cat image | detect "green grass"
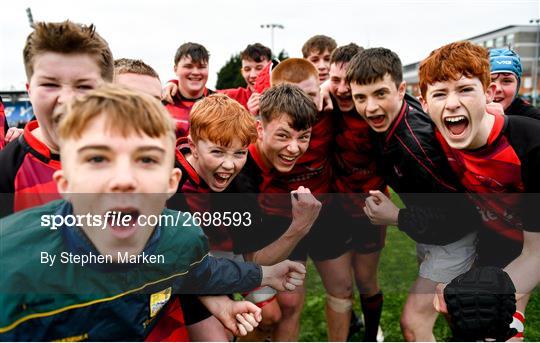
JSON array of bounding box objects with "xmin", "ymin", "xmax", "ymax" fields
[{"xmin": 298, "ymin": 192, "xmax": 540, "ymax": 341}]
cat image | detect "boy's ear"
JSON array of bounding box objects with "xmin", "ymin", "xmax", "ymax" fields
[
  {"xmin": 419, "ymin": 94, "xmax": 429, "ymax": 113},
  {"xmin": 25, "ymin": 83, "xmax": 30, "ymax": 95},
  {"xmin": 187, "ymin": 135, "xmax": 198, "ymax": 158},
  {"xmin": 166, "ymin": 168, "xmax": 182, "ymax": 198},
  {"xmin": 53, "ymin": 169, "xmax": 69, "ymax": 197},
  {"xmin": 485, "ymin": 82, "xmax": 497, "ymax": 104},
  {"xmin": 398, "ymin": 81, "xmax": 407, "ymax": 100}
]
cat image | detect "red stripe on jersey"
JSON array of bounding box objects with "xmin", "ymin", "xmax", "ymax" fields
[
  {"xmin": 0, "ymin": 101, "xmax": 5, "ymax": 150},
  {"xmin": 436, "ymin": 113, "xmax": 524, "ymax": 242},
  {"xmin": 14, "ymin": 121, "xmax": 61, "ymax": 211},
  {"xmin": 286, "ymin": 111, "xmax": 333, "ymax": 194},
  {"xmin": 333, "ymin": 109, "xmax": 385, "ymax": 216},
  {"xmin": 165, "ymin": 87, "xmax": 212, "ymax": 139},
  {"xmin": 386, "ymin": 101, "xmax": 407, "ymax": 144},
  {"xmin": 248, "ymin": 144, "xmax": 293, "ymax": 217}
]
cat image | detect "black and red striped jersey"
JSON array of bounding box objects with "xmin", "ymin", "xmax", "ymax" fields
[
  {"xmin": 172, "ymin": 138, "xmax": 234, "ymax": 252},
  {"xmin": 290, "ymin": 110, "xmax": 334, "ymax": 194},
  {"xmin": 371, "ymin": 94, "xmax": 479, "ymax": 245},
  {"xmin": 331, "ymin": 97, "xmax": 386, "ymax": 216},
  {"xmin": 0, "ymin": 120, "xmax": 60, "ymax": 215},
  {"xmin": 437, "ymin": 113, "xmax": 540, "ymax": 235},
  {"xmin": 164, "ymin": 87, "xmax": 214, "ymax": 139}
]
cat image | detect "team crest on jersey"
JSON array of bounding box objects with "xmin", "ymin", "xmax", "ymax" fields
[{"xmin": 149, "ymin": 287, "xmax": 172, "ymax": 317}]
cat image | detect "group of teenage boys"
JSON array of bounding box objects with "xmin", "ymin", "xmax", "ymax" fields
[{"xmin": 0, "ymin": 19, "xmax": 539, "ymax": 343}]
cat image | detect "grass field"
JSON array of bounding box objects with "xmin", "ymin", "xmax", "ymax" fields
[{"xmin": 298, "ymin": 193, "xmax": 540, "ymax": 341}]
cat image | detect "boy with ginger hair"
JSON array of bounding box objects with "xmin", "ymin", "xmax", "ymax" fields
[{"xmin": 418, "ymin": 41, "xmax": 540, "ymax": 341}]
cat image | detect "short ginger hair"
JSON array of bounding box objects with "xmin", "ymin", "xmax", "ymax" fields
[
  {"xmin": 271, "ymin": 58, "xmax": 319, "ymax": 85},
  {"xmin": 419, "ymin": 41, "xmax": 491, "ymax": 99},
  {"xmin": 189, "ymin": 94, "xmax": 257, "ymax": 148}
]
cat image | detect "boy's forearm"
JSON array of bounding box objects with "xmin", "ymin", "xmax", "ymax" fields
[{"xmin": 247, "ymin": 221, "xmax": 307, "ymax": 265}]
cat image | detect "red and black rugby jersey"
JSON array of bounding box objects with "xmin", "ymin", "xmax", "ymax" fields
[
  {"xmin": 168, "ymin": 78, "xmax": 252, "ymax": 109},
  {"xmin": 371, "ymin": 94, "xmax": 478, "ymax": 245},
  {"xmin": 165, "ymin": 86, "xmax": 214, "ymax": 139},
  {"xmin": 172, "ymin": 138, "xmax": 234, "ymax": 252},
  {"xmin": 332, "ymin": 98, "xmax": 386, "ymax": 216},
  {"xmin": 221, "ymin": 86, "xmax": 252, "ymax": 110},
  {"xmin": 287, "ymin": 110, "xmax": 334, "ymax": 195},
  {"xmin": 0, "ymin": 120, "xmax": 60, "ymax": 214},
  {"xmin": 228, "ymin": 146, "xmax": 295, "ymax": 254},
  {"xmin": 436, "ymin": 113, "xmax": 540, "ymax": 237}
]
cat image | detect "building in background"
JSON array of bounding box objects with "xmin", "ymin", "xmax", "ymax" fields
[
  {"xmin": 1, "ymin": 91, "xmax": 34, "ymax": 128},
  {"xmin": 404, "ymin": 24, "xmax": 540, "ymax": 105}
]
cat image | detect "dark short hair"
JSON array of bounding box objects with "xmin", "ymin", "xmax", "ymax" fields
[
  {"xmin": 346, "ymin": 48, "xmax": 403, "ymax": 88},
  {"xmin": 114, "ymin": 58, "xmax": 159, "ymax": 79},
  {"xmin": 241, "ymin": 43, "xmax": 272, "ymax": 63},
  {"xmin": 301, "ymin": 35, "xmax": 337, "ymax": 58},
  {"xmin": 174, "ymin": 42, "xmax": 209, "ymax": 65},
  {"xmin": 330, "ymin": 43, "xmax": 364, "ymax": 66},
  {"xmin": 259, "ymin": 83, "xmax": 318, "ymax": 131}
]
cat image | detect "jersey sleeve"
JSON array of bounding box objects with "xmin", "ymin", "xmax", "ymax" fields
[
  {"xmin": 397, "ymin": 193, "xmax": 482, "ymax": 244},
  {"xmin": 181, "ymin": 256, "xmax": 262, "ymax": 295},
  {"xmin": 506, "ymin": 116, "xmax": 540, "ymax": 232}
]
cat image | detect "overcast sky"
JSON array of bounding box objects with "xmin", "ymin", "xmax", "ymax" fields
[{"xmin": 1, "ymin": 0, "xmax": 539, "ymax": 90}]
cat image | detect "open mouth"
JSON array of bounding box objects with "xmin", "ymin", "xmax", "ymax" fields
[
  {"xmin": 337, "ymin": 95, "xmax": 353, "ymax": 108},
  {"xmin": 367, "ymin": 114, "xmax": 386, "ymax": 127},
  {"xmin": 278, "ymin": 154, "xmax": 298, "ymax": 166},
  {"xmin": 107, "ymin": 208, "xmax": 140, "ymax": 238},
  {"xmin": 444, "ymin": 115, "xmax": 469, "ymax": 136},
  {"xmin": 214, "ymin": 172, "xmax": 232, "ymax": 187},
  {"xmin": 493, "ymin": 97, "xmax": 504, "ymax": 103}
]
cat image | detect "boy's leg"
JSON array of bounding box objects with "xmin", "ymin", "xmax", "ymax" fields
[
  {"xmin": 239, "ymin": 297, "xmax": 282, "ymax": 341},
  {"xmin": 273, "ymin": 264, "xmax": 307, "ymax": 341},
  {"xmin": 353, "ymin": 250, "xmax": 384, "ymax": 342},
  {"xmin": 314, "ymin": 251, "xmax": 354, "ymax": 341},
  {"xmin": 400, "ymin": 277, "xmax": 438, "ymax": 342},
  {"xmin": 350, "ymin": 218, "xmax": 386, "ymax": 341},
  {"xmin": 401, "ymin": 233, "xmax": 477, "ymax": 341}
]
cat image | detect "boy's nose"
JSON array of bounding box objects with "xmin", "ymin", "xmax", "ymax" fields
[{"xmin": 108, "ymin": 161, "xmax": 137, "ymax": 192}]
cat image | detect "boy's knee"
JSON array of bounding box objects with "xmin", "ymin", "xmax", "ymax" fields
[
  {"xmin": 278, "ymin": 293, "xmax": 304, "ymax": 317},
  {"xmin": 326, "ymin": 294, "xmax": 353, "ymax": 313},
  {"xmin": 260, "ymin": 303, "xmax": 282, "ymax": 326}
]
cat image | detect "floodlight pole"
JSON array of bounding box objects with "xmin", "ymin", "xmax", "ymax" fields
[
  {"xmin": 530, "ymin": 18, "xmax": 540, "ymax": 106},
  {"xmin": 260, "ymin": 23, "xmax": 284, "ymax": 54},
  {"xmin": 26, "ymin": 8, "xmax": 35, "ymax": 28}
]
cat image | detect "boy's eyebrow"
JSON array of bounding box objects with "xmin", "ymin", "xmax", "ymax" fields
[
  {"xmin": 78, "ymin": 145, "xmax": 112, "ymax": 153},
  {"xmin": 373, "ymin": 86, "xmax": 390, "ymax": 93},
  {"xmin": 77, "ymin": 145, "xmax": 166, "ymax": 154},
  {"xmin": 135, "ymin": 146, "xmax": 167, "ymax": 154}
]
